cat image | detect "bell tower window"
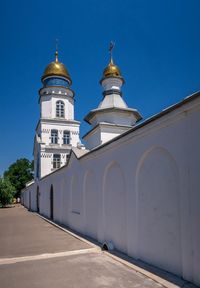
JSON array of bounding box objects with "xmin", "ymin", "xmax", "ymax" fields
[
  {"xmin": 63, "ymin": 130, "xmax": 70, "ymax": 145},
  {"xmin": 51, "ymin": 129, "xmax": 58, "ymax": 144},
  {"xmin": 53, "ymin": 154, "xmax": 61, "ymax": 169},
  {"xmin": 56, "ymin": 100, "xmax": 65, "ymax": 118}
]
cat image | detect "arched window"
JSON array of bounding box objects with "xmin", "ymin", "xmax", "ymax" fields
[
  {"xmin": 51, "ymin": 129, "xmax": 58, "ymax": 144},
  {"xmin": 56, "ymin": 100, "xmax": 65, "ymax": 118},
  {"xmin": 53, "ymin": 154, "xmax": 61, "ymax": 169},
  {"xmin": 63, "ymin": 130, "xmax": 70, "ymax": 145}
]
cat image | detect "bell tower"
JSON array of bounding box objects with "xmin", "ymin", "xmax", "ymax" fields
[{"xmin": 34, "ymin": 50, "xmax": 80, "ymax": 179}]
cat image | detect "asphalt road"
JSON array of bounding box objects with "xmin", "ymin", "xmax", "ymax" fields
[{"xmin": 0, "ymin": 205, "xmax": 165, "ymax": 287}]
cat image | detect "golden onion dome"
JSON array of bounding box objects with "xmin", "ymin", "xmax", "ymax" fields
[
  {"xmin": 101, "ymin": 42, "xmax": 124, "ymax": 84},
  {"xmin": 42, "ymin": 51, "xmax": 71, "ymax": 84},
  {"xmin": 103, "ymin": 59, "xmax": 121, "ymax": 78}
]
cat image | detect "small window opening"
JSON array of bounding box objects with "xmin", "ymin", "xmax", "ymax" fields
[
  {"xmin": 102, "ymin": 243, "xmax": 109, "ymax": 251},
  {"xmin": 101, "ymin": 241, "xmax": 114, "ymax": 251}
]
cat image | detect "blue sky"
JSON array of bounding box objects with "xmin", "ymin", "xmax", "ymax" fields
[{"xmin": 0, "ymin": 0, "xmax": 200, "ymax": 175}]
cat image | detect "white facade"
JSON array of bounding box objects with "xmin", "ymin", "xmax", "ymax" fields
[{"xmin": 22, "ymin": 92, "xmax": 200, "ymax": 286}]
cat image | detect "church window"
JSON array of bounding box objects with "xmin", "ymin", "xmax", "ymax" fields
[
  {"xmin": 63, "ymin": 130, "xmax": 70, "ymax": 144},
  {"xmin": 51, "ymin": 129, "xmax": 58, "ymax": 144},
  {"xmin": 56, "ymin": 100, "xmax": 65, "ymax": 118},
  {"xmin": 53, "ymin": 154, "xmax": 61, "ymax": 169}
]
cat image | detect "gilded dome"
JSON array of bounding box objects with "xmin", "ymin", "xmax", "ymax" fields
[
  {"xmin": 42, "ymin": 51, "xmax": 71, "ymax": 84},
  {"xmin": 103, "ymin": 51, "xmax": 122, "ymax": 78},
  {"xmin": 103, "ymin": 60, "xmax": 121, "ymax": 78}
]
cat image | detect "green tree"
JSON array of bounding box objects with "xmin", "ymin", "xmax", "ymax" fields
[
  {"xmin": 0, "ymin": 178, "xmax": 15, "ymax": 207},
  {"xmin": 4, "ymin": 158, "xmax": 34, "ymax": 198}
]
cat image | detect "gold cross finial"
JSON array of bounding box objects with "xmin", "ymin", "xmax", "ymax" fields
[
  {"xmin": 109, "ymin": 41, "xmax": 115, "ymax": 64},
  {"xmin": 55, "ymin": 39, "xmax": 59, "ymax": 62}
]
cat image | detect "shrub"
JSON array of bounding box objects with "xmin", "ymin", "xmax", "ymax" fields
[{"xmin": 0, "ymin": 178, "xmax": 15, "ymax": 207}]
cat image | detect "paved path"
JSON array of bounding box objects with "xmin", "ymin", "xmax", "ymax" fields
[
  {"xmin": 0, "ymin": 205, "xmax": 90, "ymax": 258},
  {"xmin": 0, "ymin": 205, "xmax": 174, "ymax": 287}
]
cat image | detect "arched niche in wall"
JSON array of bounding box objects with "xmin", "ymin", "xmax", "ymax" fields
[
  {"xmin": 50, "ymin": 184, "xmax": 54, "ymax": 220},
  {"xmin": 29, "ymin": 191, "xmax": 31, "ymax": 211},
  {"xmin": 61, "ymin": 178, "xmax": 69, "ymax": 226},
  {"xmin": 36, "ymin": 186, "xmax": 40, "ymax": 213},
  {"xmin": 71, "ymin": 174, "xmax": 80, "ymax": 214},
  {"xmin": 84, "ymin": 170, "xmax": 98, "ymax": 239},
  {"xmin": 136, "ymin": 146, "xmax": 181, "ymax": 276},
  {"xmin": 103, "ymin": 161, "xmax": 127, "ymax": 253}
]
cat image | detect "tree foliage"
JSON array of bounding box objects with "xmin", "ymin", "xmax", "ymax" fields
[
  {"xmin": 4, "ymin": 158, "xmax": 34, "ymax": 198},
  {"xmin": 0, "ymin": 178, "xmax": 15, "ymax": 206}
]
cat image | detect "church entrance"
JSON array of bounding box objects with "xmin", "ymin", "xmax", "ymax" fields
[
  {"xmin": 36, "ymin": 186, "xmax": 40, "ymax": 213},
  {"xmin": 50, "ymin": 185, "xmax": 54, "ymax": 220}
]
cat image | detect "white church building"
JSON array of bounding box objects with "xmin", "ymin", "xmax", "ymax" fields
[{"xmin": 22, "ymin": 48, "xmax": 200, "ymax": 286}]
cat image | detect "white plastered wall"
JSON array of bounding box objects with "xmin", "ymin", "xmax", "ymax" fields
[{"xmin": 22, "ymin": 96, "xmax": 200, "ymax": 286}]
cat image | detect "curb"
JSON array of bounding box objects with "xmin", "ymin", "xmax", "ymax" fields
[{"xmin": 103, "ymin": 251, "xmax": 181, "ymax": 288}]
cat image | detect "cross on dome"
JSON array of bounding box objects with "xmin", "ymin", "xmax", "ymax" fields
[
  {"xmin": 102, "ymin": 41, "xmax": 123, "ymax": 81},
  {"xmin": 109, "ymin": 41, "xmax": 115, "ymax": 64},
  {"xmin": 55, "ymin": 39, "xmax": 59, "ymax": 62}
]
